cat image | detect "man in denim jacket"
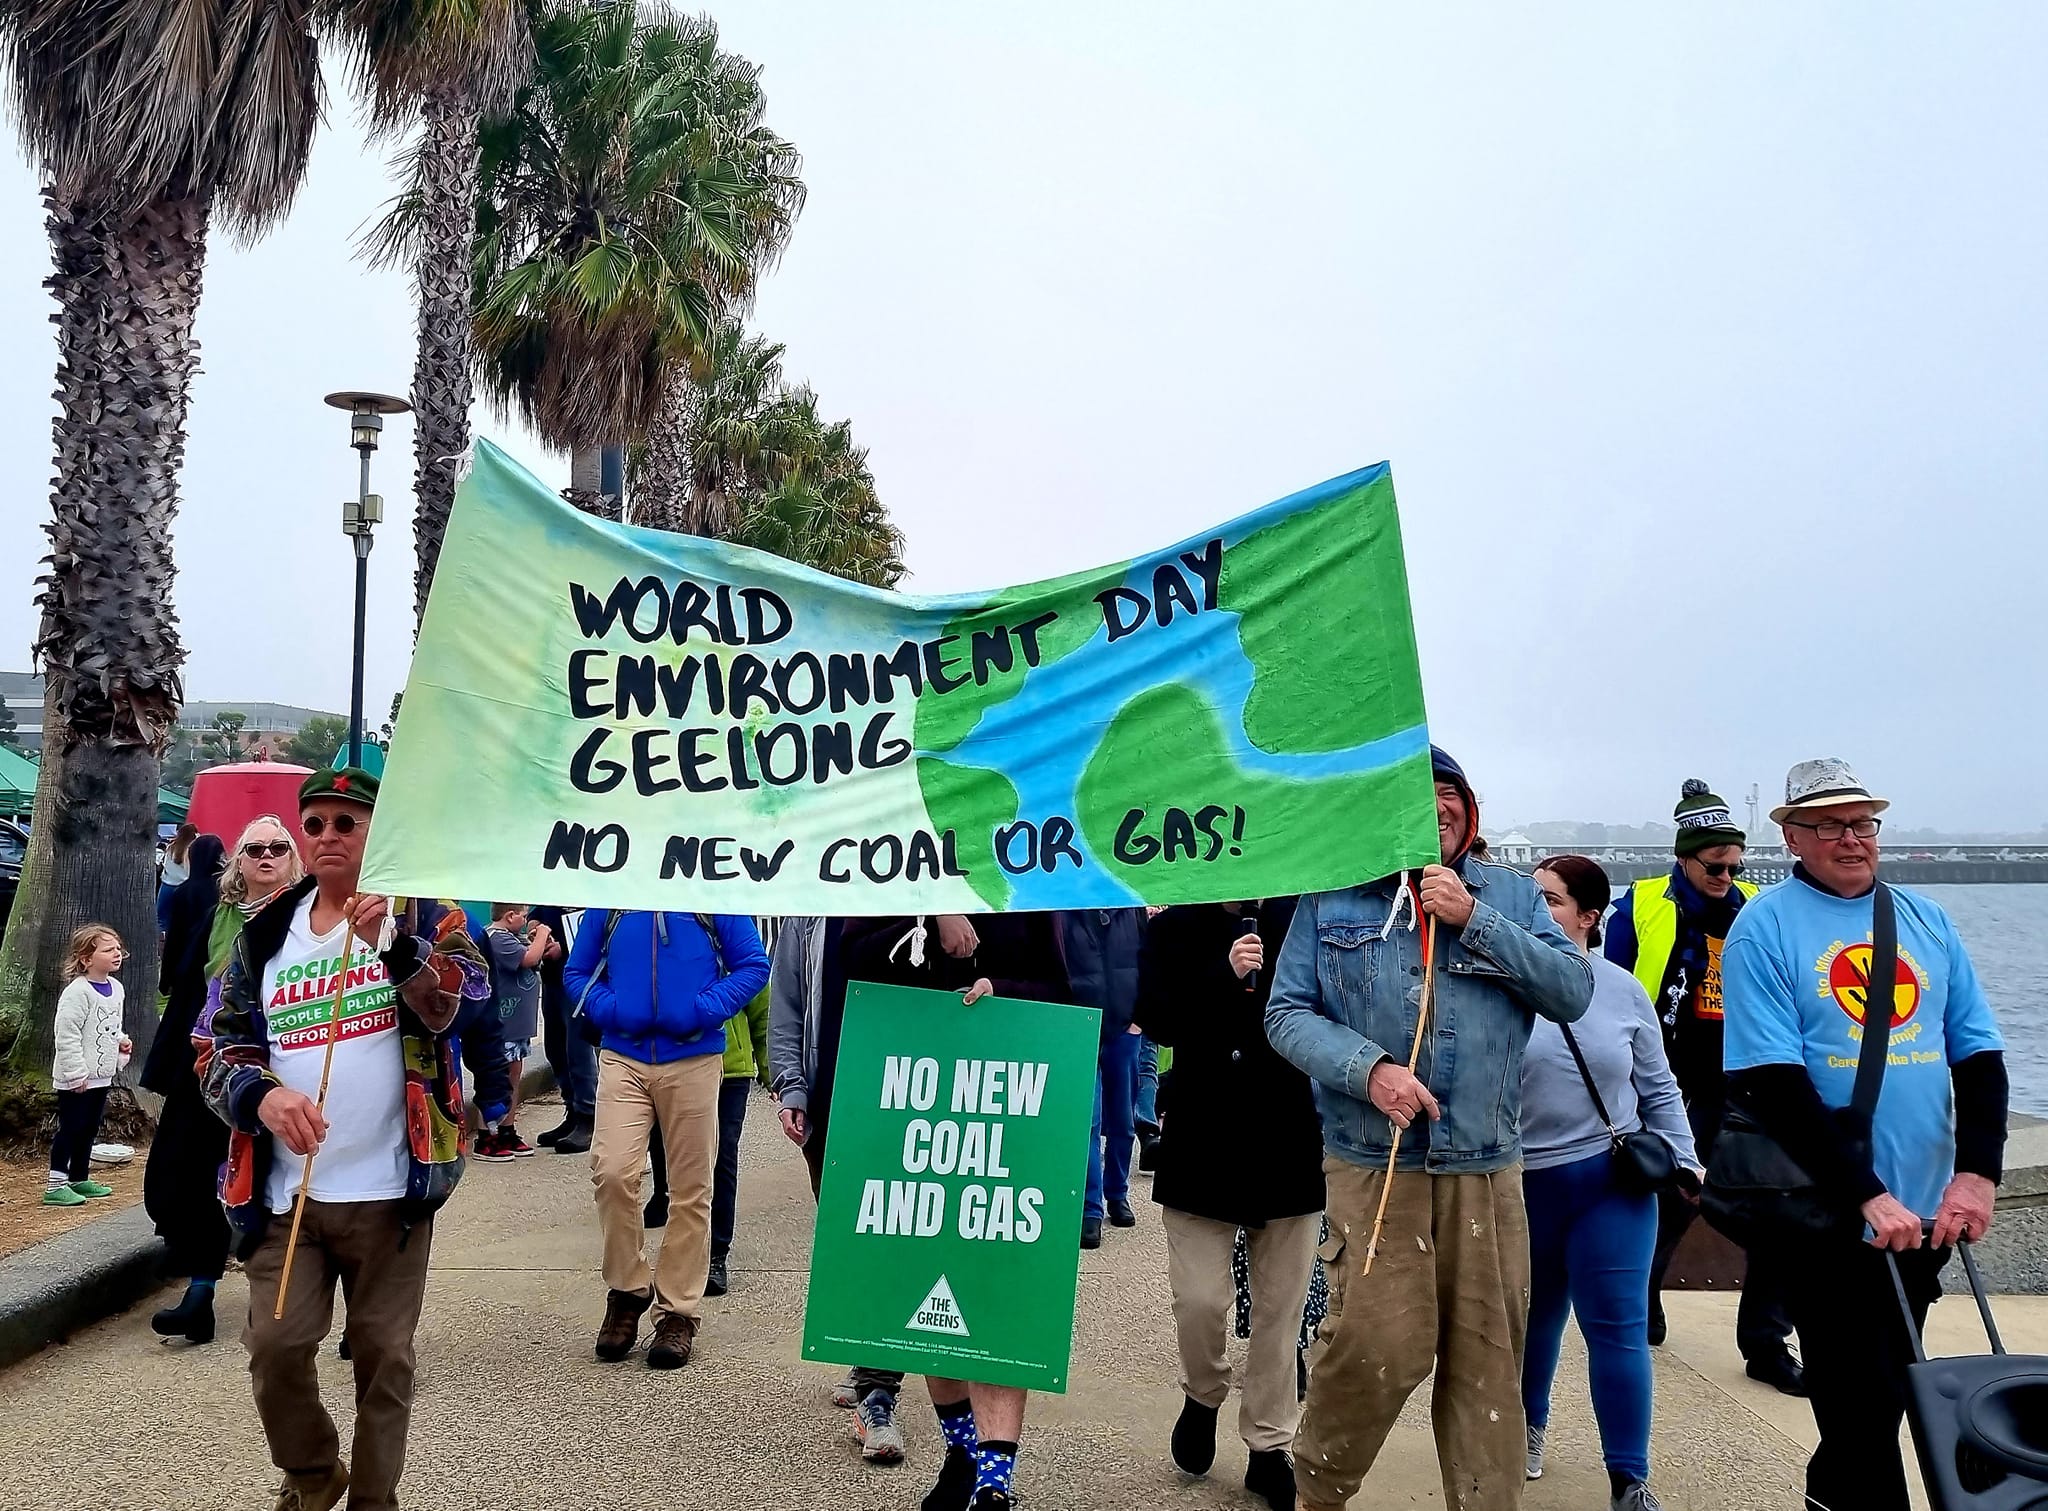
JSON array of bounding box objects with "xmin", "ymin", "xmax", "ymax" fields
[{"xmin": 1266, "ymin": 746, "xmax": 1593, "ymax": 1511}]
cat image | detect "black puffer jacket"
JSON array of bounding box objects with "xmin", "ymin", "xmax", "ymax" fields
[
  {"xmin": 1057, "ymin": 909, "xmax": 1144, "ymax": 1038},
  {"xmin": 1135, "ymin": 900, "xmax": 1324, "ymax": 1227}
]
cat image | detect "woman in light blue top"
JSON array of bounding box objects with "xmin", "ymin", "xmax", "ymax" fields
[{"xmin": 1521, "ymin": 856, "xmax": 1700, "ymax": 1511}]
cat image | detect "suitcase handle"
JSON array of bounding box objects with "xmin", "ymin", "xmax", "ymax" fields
[{"xmin": 1886, "ymin": 1224, "xmax": 2004, "ymax": 1363}]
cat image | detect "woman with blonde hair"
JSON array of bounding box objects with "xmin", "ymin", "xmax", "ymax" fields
[{"xmin": 142, "ymin": 815, "xmax": 301, "ymax": 1343}]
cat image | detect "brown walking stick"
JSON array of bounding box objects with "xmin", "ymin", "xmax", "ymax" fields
[
  {"xmin": 1363, "ymin": 912, "xmax": 1438, "ymax": 1275},
  {"xmin": 273, "ymin": 907, "xmax": 359, "ymax": 1320}
]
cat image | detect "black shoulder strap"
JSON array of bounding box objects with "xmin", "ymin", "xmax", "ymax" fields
[
  {"xmin": 571, "ymin": 910, "xmax": 623, "ymax": 1017},
  {"xmin": 694, "ymin": 914, "xmax": 726, "ymax": 978},
  {"xmin": 1851, "ymin": 882, "xmax": 1898, "ymax": 1118},
  {"xmin": 1557, "ymin": 1022, "xmax": 1618, "ymax": 1133}
]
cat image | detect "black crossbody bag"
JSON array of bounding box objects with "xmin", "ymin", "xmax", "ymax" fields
[
  {"xmin": 1557, "ymin": 1022, "xmax": 1683, "ymax": 1195},
  {"xmin": 1701, "ymin": 881, "xmax": 1897, "ymax": 1245}
]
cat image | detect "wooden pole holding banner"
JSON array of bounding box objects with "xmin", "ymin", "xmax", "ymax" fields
[
  {"xmin": 272, "ymin": 905, "xmax": 358, "ymax": 1320},
  {"xmin": 1363, "ymin": 912, "xmax": 1438, "ymax": 1275}
]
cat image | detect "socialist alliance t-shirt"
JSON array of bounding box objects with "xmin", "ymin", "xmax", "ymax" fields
[
  {"xmin": 1722, "ymin": 874, "xmax": 2004, "ymax": 1219},
  {"xmin": 262, "ymin": 894, "xmax": 408, "ymax": 1213}
]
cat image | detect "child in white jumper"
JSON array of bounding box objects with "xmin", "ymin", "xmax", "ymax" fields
[{"xmin": 47, "ymin": 924, "xmax": 131, "ymax": 1207}]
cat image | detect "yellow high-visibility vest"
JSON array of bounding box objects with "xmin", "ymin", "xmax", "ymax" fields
[{"xmin": 1627, "ymin": 874, "xmax": 1761, "ymax": 1008}]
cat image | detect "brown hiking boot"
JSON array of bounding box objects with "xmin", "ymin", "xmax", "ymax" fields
[
  {"xmin": 271, "ymin": 1461, "xmax": 348, "ymax": 1511},
  {"xmin": 646, "ymin": 1312, "xmax": 698, "ymax": 1370},
  {"xmin": 594, "ymin": 1287, "xmax": 653, "ymax": 1362}
]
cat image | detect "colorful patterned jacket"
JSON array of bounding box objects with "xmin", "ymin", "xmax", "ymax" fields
[{"xmin": 202, "ymin": 881, "xmax": 482, "ymax": 1254}]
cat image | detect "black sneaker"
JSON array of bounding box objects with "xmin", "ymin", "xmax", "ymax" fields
[
  {"xmin": 1080, "ymin": 1216, "xmax": 1103, "ymax": 1250},
  {"xmin": 553, "ymin": 1118, "xmax": 592, "ymax": 1155},
  {"xmin": 921, "ymin": 1445, "xmax": 977, "ymax": 1511},
  {"xmin": 1646, "ymin": 1292, "xmax": 1666, "ymax": 1346},
  {"xmin": 644, "ymin": 1190, "xmax": 669, "ymax": 1229},
  {"xmin": 1108, "ymin": 1197, "xmax": 1137, "ymax": 1227},
  {"xmin": 536, "ymin": 1117, "xmax": 570, "ymax": 1148},
  {"xmin": 1171, "ymin": 1394, "xmax": 1219, "ymax": 1475},
  {"xmin": 1745, "ymin": 1351, "xmax": 1807, "ymax": 1397},
  {"xmin": 706, "ymin": 1252, "xmax": 729, "ymax": 1297},
  {"xmin": 1246, "ymin": 1447, "xmax": 1295, "ymax": 1509},
  {"xmin": 1137, "ymin": 1129, "xmax": 1162, "ymax": 1173}
]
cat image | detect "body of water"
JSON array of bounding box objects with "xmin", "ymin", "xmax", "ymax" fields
[{"xmin": 1921, "ymin": 885, "xmax": 2048, "ymax": 1117}]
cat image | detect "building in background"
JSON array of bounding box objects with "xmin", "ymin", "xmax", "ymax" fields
[{"xmin": 2, "ymin": 673, "xmax": 339, "ymax": 765}]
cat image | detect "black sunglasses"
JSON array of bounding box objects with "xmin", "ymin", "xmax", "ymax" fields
[
  {"xmin": 241, "ymin": 841, "xmax": 294, "ymax": 859},
  {"xmin": 301, "ymin": 812, "xmax": 360, "ymax": 837},
  {"xmin": 1697, "ymin": 860, "xmax": 1745, "ymax": 879}
]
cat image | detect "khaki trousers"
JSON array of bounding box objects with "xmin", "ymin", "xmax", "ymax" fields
[
  {"xmin": 242, "ymin": 1199, "xmax": 432, "ymax": 1511},
  {"xmin": 1295, "ymin": 1158, "xmax": 1530, "ymax": 1511},
  {"xmin": 1163, "ymin": 1207, "xmax": 1320, "ymax": 1451},
  {"xmin": 591, "ymin": 1048, "xmax": 721, "ymax": 1324}
]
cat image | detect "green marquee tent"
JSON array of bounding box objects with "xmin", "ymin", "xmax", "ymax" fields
[{"xmin": 0, "ymin": 744, "xmax": 191, "ymax": 826}]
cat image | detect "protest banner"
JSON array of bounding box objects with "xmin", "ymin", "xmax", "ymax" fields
[
  {"xmin": 360, "ymin": 439, "xmax": 1438, "ymax": 912},
  {"xmin": 800, "ymin": 983, "xmax": 1099, "ymax": 1391}
]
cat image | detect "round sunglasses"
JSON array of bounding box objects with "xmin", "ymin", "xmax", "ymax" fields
[
  {"xmin": 241, "ymin": 840, "xmax": 295, "ymax": 859},
  {"xmin": 301, "ymin": 812, "xmax": 361, "ymax": 838}
]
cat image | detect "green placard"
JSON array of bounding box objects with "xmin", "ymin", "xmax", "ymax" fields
[{"xmin": 801, "ymin": 982, "xmax": 1100, "ymax": 1391}]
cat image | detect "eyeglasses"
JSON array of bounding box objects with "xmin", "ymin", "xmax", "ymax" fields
[
  {"xmin": 1697, "ymin": 860, "xmax": 1746, "ymax": 879},
  {"xmin": 242, "ymin": 841, "xmax": 294, "ymax": 859},
  {"xmin": 301, "ymin": 812, "xmax": 360, "ymax": 838},
  {"xmin": 1786, "ymin": 816, "xmax": 1882, "ymax": 842}
]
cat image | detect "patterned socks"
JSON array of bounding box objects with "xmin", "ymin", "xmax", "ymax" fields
[
  {"xmin": 974, "ymin": 1440, "xmax": 1018, "ymax": 1499},
  {"xmin": 936, "ymin": 1398, "xmax": 978, "ymax": 1453}
]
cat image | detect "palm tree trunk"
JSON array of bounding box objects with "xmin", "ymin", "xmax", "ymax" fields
[
  {"xmin": 408, "ymin": 85, "xmax": 483, "ymax": 627},
  {"xmin": 563, "ymin": 444, "xmax": 619, "ymax": 520},
  {"xmin": 0, "ymin": 190, "xmax": 205, "ymax": 1084},
  {"xmin": 629, "ymin": 375, "xmax": 693, "ymax": 532}
]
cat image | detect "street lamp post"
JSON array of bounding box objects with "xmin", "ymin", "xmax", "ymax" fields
[{"xmin": 324, "ymin": 391, "xmax": 411, "ymax": 769}]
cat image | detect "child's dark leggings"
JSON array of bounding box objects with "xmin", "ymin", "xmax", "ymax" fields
[{"xmin": 51, "ymin": 1086, "xmax": 110, "ymax": 1182}]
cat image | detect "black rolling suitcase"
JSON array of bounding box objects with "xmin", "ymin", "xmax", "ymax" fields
[{"xmin": 1891, "ymin": 1235, "xmax": 2048, "ymax": 1509}]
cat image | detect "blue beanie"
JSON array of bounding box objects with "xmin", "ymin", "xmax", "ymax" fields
[{"xmin": 1430, "ymin": 745, "xmax": 1467, "ymax": 787}]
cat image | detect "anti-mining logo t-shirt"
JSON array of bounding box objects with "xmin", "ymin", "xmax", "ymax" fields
[{"xmin": 261, "ymin": 894, "xmax": 407, "ymax": 1213}]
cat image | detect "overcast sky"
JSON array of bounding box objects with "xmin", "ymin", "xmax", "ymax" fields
[{"xmin": 2, "ymin": 3, "xmax": 2042, "ymax": 831}]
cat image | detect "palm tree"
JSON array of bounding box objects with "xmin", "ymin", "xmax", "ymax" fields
[
  {"xmin": 725, "ymin": 417, "xmax": 905, "ymax": 587},
  {"xmin": 324, "ymin": 0, "xmax": 531, "ymax": 624},
  {"xmin": 0, "ymin": 0, "xmax": 319, "ymax": 1080},
  {"xmin": 638, "ymin": 324, "xmax": 903, "ymax": 586},
  {"xmin": 635, "ymin": 320, "xmax": 803, "ymax": 534},
  {"xmin": 401, "ymin": 1, "xmax": 803, "ymax": 521}
]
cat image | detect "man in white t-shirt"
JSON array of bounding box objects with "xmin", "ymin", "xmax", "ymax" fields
[{"xmin": 205, "ymin": 767, "xmax": 471, "ymax": 1511}]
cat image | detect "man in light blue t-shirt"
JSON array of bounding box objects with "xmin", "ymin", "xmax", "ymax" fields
[{"xmin": 1721, "ymin": 757, "xmax": 2008, "ymax": 1511}]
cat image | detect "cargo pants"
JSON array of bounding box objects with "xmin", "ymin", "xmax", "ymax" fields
[{"xmin": 1294, "ymin": 1157, "xmax": 1530, "ymax": 1511}]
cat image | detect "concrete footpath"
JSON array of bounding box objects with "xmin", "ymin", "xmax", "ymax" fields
[{"xmin": 1, "ymin": 1090, "xmax": 2042, "ymax": 1511}]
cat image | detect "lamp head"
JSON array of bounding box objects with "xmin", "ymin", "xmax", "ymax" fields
[{"xmin": 324, "ymin": 391, "xmax": 410, "ymax": 454}]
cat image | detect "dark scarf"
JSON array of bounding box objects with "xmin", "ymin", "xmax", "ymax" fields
[{"xmin": 1653, "ymin": 864, "xmax": 1742, "ymax": 1024}]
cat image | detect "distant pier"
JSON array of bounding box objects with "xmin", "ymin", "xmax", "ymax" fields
[{"xmin": 1497, "ymin": 845, "xmax": 2048, "ymax": 886}]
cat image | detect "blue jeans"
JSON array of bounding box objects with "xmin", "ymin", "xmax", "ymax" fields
[
  {"xmin": 710, "ymin": 1077, "xmax": 750, "ymax": 1259},
  {"xmin": 1521, "ymin": 1152, "xmax": 1658, "ymax": 1482},
  {"xmin": 1134, "ymin": 1036, "xmax": 1160, "ymax": 1129},
  {"xmin": 541, "ymin": 983, "xmax": 597, "ymax": 1118},
  {"xmin": 1085, "ymin": 1031, "xmax": 1143, "ymax": 1221}
]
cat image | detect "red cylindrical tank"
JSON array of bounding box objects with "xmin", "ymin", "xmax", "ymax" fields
[{"xmin": 187, "ymin": 761, "xmax": 315, "ymax": 847}]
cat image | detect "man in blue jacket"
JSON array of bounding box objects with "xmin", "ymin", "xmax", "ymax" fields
[
  {"xmin": 1265, "ymin": 747, "xmax": 1592, "ymax": 1511},
  {"xmin": 565, "ymin": 911, "xmax": 768, "ymax": 1370}
]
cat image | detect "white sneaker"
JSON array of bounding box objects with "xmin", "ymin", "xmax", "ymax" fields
[
  {"xmin": 830, "ymin": 1369, "xmax": 861, "ymax": 1408},
  {"xmin": 1611, "ymin": 1482, "xmax": 1663, "ymax": 1511},
  {"xmin": 1525, "ymin": 1423, "xmax": 1544, "ymax": 1480}
]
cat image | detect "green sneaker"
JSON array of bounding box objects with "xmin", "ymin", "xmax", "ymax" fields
[
  {"xmin": 43, "ymin": 1184, "xmax": 87, "ymax": 1206},
  {"xmin": 70, "ymin": 1178, "xmax": 114, "ymax": 1199}
]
